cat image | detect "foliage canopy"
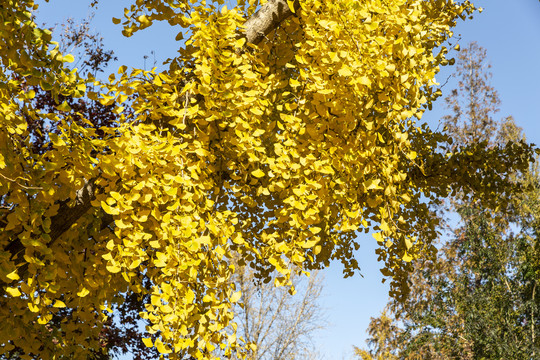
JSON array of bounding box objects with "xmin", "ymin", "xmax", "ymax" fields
[{"xmin": 0, "ymin": 0, "xmax": 535, "ymax": 358}]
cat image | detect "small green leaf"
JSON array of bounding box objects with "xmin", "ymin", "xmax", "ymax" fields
[
  {"xmin": 40, "ymin": 78, "xmax": 53, "ymax": 91},
  {"xmin": 56, "ymin": 101, "xmax": 71, "ymax": 112}
]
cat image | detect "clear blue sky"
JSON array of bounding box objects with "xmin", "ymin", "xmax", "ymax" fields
[{"xmin": 34, "ymin": 0, "xmax": 540, "ymax": 359}]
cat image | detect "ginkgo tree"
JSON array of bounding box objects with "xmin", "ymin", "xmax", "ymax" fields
[{"xmin": 0, "ymin": 0, "xmax": 536, "ymax": 359}]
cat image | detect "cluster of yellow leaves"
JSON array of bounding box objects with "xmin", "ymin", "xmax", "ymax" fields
[
  {"xmin": 0, "ymin": 0, "xmax": 482, "ymax": 358},
  {"xmin": 0, "ymin": 2, "xmax": 109, "ymax": 358}
]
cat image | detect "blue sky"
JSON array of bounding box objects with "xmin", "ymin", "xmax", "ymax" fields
[{"xmin": 34, "ymin": 0, "xmax": 540, "ymax": 359}]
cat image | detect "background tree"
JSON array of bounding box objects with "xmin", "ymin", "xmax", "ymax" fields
[
  {"xmin": 232, "ymin": 266, "xmax": 325, "ymax": 360},
  {"xmin": 354, "ymin": 310, "xmax": 402, "ymax": 360},
  {"xmin": 1, "ymin": 1, "xmax": 536, "ymax": 359},
  {"xmin": 24, "ymin": 15, "xmax": 119, "ymax": 154},
  {"xmin": 356, "ymin": 42, "xmax": 540, "ymax": 359}
]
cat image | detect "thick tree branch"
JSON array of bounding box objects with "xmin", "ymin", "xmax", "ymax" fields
[{"xmin": 244, "ymin": 0, "xmax": 299, "ymax": 45}]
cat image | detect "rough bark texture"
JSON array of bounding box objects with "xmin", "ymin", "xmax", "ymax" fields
[
  {"xmin": 244, "ymin": 0, "xmax": 299, "ymax": 45},
  {"xmin": 2, "ymin": 0, "xmax": 300, "ymax": 285}
]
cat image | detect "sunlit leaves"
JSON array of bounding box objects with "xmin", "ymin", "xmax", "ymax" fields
[
  {"xmin": 4, "ymin": 0, "xmax": 531, "ymax": 359},
  {"xmin": 5, "ymin": 287, "xmax": 21, "ymax": 297}
]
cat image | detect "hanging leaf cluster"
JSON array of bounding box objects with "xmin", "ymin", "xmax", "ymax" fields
[{"xmin": 0, "ymin": 0, "xmax": 535, "ymax": 358}]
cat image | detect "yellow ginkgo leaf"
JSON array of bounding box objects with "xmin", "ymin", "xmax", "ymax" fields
[
  {"xmin": 106, "ymin": 265, "xmax": 121, "ymax": 273},
  {"xmin": 230, "ymin": 291, "xmax": 242, "ymax": 303},
  {"xmin": 402, "ymin": 253, "xmax": 413, "ymax": 262},
  {"xmin": 77, "ymin": 287, "xmax": 90, "ymax": 297},
  {"xmin": 251, "ymin": 169, "xmax": 265, "ymax": 178},
  {"xmin": 63, "ymin": 54, "xmax": 75, "ymax": 63},
  {"xmin": 6, "ymin": 287, "xmax": 21, "ymax": 297},
  {"xmin": 101, "ymin": 201, "xmax": 120, "ymax": 215},
  {"xmin": 338, "ymin": 66, "xmax": 353, "ymax": 77},
  {"xmin": 155, "ymin": 339, "xmax": 172, "ymax": 354},
  {"xmin": 142, "ymin": 338, "xmax": 153, "ymax": 347},
  {"xmin": 287, "ymin": 0, "xmax": 296, "ymax": 13},
  {"xmin": 53, "ymin": 300, "xmax": 66, "ymax": 308}
]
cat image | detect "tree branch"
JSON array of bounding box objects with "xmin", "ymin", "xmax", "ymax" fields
[{"xmin": 243, "ymin": 0, "xmax": 299, "ymax": 45}]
